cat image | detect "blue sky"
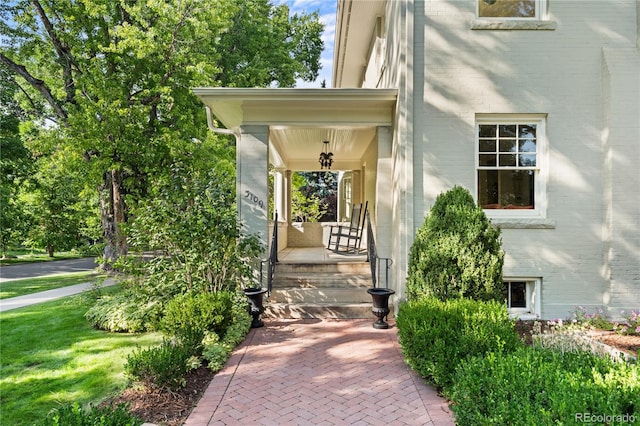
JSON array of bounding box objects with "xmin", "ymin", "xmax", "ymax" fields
[{"xmin": 276, "ymin": 0, "xmax": 336, "ymax": 87}]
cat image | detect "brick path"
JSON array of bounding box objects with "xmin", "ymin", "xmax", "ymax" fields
[{"xmin": 185, "ymin": 319, "xmax": 455, "ymax": 426}]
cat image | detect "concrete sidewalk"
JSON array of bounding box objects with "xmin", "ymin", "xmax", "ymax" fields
[
  {"xmin": 0, "ymin": 278, "xmax": 115, "ymax": 312},
  {"xmin": 185, "ymin": 319, "xmax": 455, "ymax": 426}
]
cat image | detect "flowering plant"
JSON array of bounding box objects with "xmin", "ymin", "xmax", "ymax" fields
[{"xmin": 566, "ymin": 306, "xmax": 639, "ymax": 336}]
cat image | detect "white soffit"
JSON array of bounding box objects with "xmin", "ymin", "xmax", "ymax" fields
[
  {"xmin": 333, "ymin": 0, "xmax": 387, "ymax": 88},
  {"xmin": 192, "ymin": 87, "xmax": 397, "ymax": 171},
  {"xmin": 193, "ymin": 87, "xmax": 396, "ymax": 129}
]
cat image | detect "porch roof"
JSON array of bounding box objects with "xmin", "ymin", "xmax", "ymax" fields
[{"xmin": 193, "ymin": 88, "xmax": 397, "ymax": 170}]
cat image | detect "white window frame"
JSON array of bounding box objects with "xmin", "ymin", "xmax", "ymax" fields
[
  {"xmin": 477, "ymin": 0, "xmax": 547, "ymax": 21},
  {"xmin": 504, "ymin": 278, "xmax": 541, "ymax": 320},
  {"xmin": 475, "ymin": 114, "xmax": 548, "ymax": 220}
]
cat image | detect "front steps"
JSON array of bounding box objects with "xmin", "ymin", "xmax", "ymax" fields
[{"xmin": 263, "ymin": 261, "xmax": 383, "ymax": 319}]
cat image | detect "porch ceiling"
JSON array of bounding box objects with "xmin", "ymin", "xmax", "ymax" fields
[{"xmin": 193, "ymin": 88, "xmax": 397, "ymax": 170}]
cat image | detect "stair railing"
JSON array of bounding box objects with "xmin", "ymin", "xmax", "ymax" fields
[
  {"xmin": 260, "ymin": 211, "xmax": 278, "ymax": 296},
  {"xmin": 365, "ymin": 211, "xmax": 392, "ymax": 289}
]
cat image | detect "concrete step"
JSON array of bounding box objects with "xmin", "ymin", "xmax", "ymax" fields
[
  {"xmin": 269, "ymin": 287, "xmax": 372, "ymax": 304},
  {"xmin": 272, "ymin": 272, "xmax": 372, "ymax": 288},
  {"xmin": 275, "ymin": 261, "xmax": 371, "ymax": 275},
  {"xmin": 263, "ymin": 302, "xmax": 390, "ymax": 319}
]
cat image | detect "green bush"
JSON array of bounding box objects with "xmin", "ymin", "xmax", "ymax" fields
[
  {"xmin": 396, "ymin": 297, "xmax": 521, "ymax": 392},
  {"xmin": 407, "ymin": 186, "xmax": 504, "ymax": 302},
  {"xmin": 160, "ymin": 291, "xmax": 234, "ymax": 348},
  {"xmin": 451, "ymin": 346, "xmax": 640, "ymax": 425},
  {"xmin": 202, "ymin": 308, "xmax": 251, "ymax": 372},
  {"xmin": 40, "ymin": 402, "xmax": 142, "ymax": 426},
  {"xmin": 84, "ymin": 289, "xmax": 161, "ymax": 332},
  {"xmin": 124, "ymin": 339, "xmax": 197, "ymax": 391}
]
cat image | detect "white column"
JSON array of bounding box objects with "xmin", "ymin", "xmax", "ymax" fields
[
  {"xmin": 285, "ymin": 170, "xmax": 293, "ymax": 223},
  {"xmin": 238, "ymin": 125, "xmax": 269, "ymax": 256},
  {"xmin": 273, "ymin": 168, "xmax": 286, "ymax": 221}
]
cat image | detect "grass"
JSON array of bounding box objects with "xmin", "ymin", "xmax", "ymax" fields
[
  {"xmin": 0, "ymin": 288, "xmax": 163, "ymax": 425},
  {"xmin": 0, "ymin": 272, "xmax": 106, "ymax": 300},
  {"xmin": 0, "ymin": 248, "xmax": 99, "ymax": 266}
]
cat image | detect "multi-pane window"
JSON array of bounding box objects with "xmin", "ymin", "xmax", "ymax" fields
[
  {"xmin": 477, "ymin": 119, "xmax": 542, "ymax": 212},
  {"xmin": 478, "ymin": 0, "xmax": 545, "ymax": 19}
]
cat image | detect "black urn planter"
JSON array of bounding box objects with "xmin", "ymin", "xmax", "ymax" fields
[
  {"xmin": 243, "ymin": 287, "xmax": 268, "ymax": 328},
  {"xmin": 367, "ymin": 288, "xmax": 395, "ymax": 329}
]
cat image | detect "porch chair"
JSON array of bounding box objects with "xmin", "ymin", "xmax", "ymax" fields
[{"xmin": 327, "ymin": 201, "xmax": 368, "ymax": 253}]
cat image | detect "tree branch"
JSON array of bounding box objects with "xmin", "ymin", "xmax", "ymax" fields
[
  {"xmin": 0, "ymin": 52, "xmax": 68, "ymax": 121},
  {"xmin": 31, "ymin": 0, "xmax": 76, "ymax": 104}
]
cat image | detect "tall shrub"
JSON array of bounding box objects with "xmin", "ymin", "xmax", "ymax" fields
[
  {"xmin": 396, "ymin": 297, "xmax": 521, "ymax": 392},
  {"xmin": 406, "ymin": 186, "xmax": 504, "ymax": 301}
]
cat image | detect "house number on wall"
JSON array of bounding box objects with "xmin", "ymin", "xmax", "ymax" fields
[{"xmin": 245, "ymin": 190, "xmax": 265, "ymax": 209}]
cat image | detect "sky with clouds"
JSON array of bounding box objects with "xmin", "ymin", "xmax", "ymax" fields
[{"xmin": 274, "ymin": 0, "xmax": 337, "ymax": 88}]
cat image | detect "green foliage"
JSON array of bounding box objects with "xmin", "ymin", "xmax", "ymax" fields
[
  {"xmin": 216, "ymin": 0, "xmax": 324, "ymax": 87},
  {"xmin": 122, "ymin": 164, "xmax": 262, "ymax": 295},
  {"xmin": 396, "ymin": 297, "xmax": 521, "ymax": 392},
  {"xmin": 124, "ymin": 339, "xmax": 197, "ymax": 391},
  {"xmin": 407, "ymin": 186, "xmax": 504, "ymax": 302},
  {"xmin": 0, "ymin": 71, "xmax": 33, "ymax": 256},
  {"xmin": 84, "ymin": 288, "xmax": 161, "ymax": 333},
  {"xmin": 451, "ymin": 346, "xmax": 640, "ymax": 425},
  {"xmin": 202, "ymin": 308, "xmax": 251, "ymax": 372},
  {"xmin": 160, "ymin": 291, "xmax": 234, "ymax": 349},
  {"xmin": 291, "ymin": 172, "xmax": 327, "ymax": 222},
  {"xmin": 2, "ymin": 0, "xmax": 324, "ymax": 262},
  {"xmin": 40, "ymin": 403, "xmax": 142, "ymax": 426}
]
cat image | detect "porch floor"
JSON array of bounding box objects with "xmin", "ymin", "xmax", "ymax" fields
[{"xmin": 278, "ymin": 246, "xmax": 367, "ymax": 263}]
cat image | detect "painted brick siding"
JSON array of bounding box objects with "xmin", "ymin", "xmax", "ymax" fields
[{"xmin": 410, "ymin": 0, "xmax": 640, "ymax": 319}]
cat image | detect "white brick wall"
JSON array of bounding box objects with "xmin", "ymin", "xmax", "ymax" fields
[{"xmin": 377, "ymin": 0, "xmax": 639, "ymax": 319}]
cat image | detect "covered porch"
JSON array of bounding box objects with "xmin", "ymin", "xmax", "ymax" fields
[{"xmin": 193, "ymin": 88, "xmax": 397, "ymax": 271}]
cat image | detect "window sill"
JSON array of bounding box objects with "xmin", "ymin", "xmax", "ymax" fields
[
  {"xmin": 471, "ymin": 19, "xmax": 557, "ymax": 31},
  {"xmin": 490, "ymin": 218, "xmax": 555, "ymax": 229}
]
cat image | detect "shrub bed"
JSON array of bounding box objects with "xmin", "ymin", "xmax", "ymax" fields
[
  {"xmin": 124, "ymin": 289, "xmax": 250, "ymax": 391},
  {"xmin": 396, "ymin": 297, "xmax": 521, "ymax": 392},
  {"xmin": 450, "ymin": 346, "xmax": 640, "ymax": 425}
]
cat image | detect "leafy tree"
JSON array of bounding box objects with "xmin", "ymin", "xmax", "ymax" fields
[
  {"xmin": 0, "ymin": 0, "xmax": 323, "ymax": 267},
  {"xmin": 216, "ymin": 0, "xmax": 324, "ymax": 87},
  {"xmin": 406, "ymin": 186, "xmax": 504, "ymax": 302},
  {"xmin": 297, "ymin": 171, "xmax": 337, "ymax": 221},
  {"xmin": 24, "ymin": 142, "xmax": 96, "ymax": 256},
  {"xmin": 0, "ymin": 67, "xmax": 33, "ymax": 257},
  {"xmin": 291, "ymin": 172, "xmax": 327, "ymax": 222}
]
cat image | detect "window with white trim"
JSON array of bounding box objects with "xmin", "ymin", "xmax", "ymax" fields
[
  {"xmin": 476, "ymin": 115, "xmax": 546, "ymax": 217},
  {"xmin": 478, "ymin": 0, "xmax": 546, "ymax": 20},
  {"xmin": 504, "ymin": 279, "xmax": 540, "ymax": 319}
]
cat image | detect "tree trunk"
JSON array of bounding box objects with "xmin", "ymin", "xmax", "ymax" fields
[
  {"xmin": 46, "ymin": 244, "xmax": 54, "ymax": 257},
  {"xmin": 100, "ymin": 169, "xmax": 128, "ymax": 269}
]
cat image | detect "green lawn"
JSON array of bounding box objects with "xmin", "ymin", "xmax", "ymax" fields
[
  {"xmin": 0, "ymin": 290, "xmax": 163, "ymax": 425},
  {"xmin": 0, "ymin": 249, "xmax": 96, "ymax": 266},
  {"xmin": 0, "ymin": 272, "xmax": 105, "ymax": 300}
]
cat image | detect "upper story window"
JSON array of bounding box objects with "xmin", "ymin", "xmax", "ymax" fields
[
  {"xmin": 478, "ymin": 0, "xmax": 542, "ymax": 19},
  {"xmin": 473, "ymin": 0, "xmax": 555, "ymax": 30},
  {"xmin": 476, "ymin": 115, "xmax": 547, "ymax": 218}
]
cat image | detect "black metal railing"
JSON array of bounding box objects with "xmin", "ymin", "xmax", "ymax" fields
[
  {"xmin": 365, "ymin": 211, "xmax": 392, "ymax": 288},
  {"xmin": 261, "ymin": 211, "xmax": 279, "ymax": 295}
]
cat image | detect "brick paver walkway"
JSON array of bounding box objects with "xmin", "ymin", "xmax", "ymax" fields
[{"xmin": 185, "ymin": 319, "xmax": 454, "ymax": 425}]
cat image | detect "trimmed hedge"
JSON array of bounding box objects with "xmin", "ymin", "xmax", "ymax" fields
[
  {"xmin": 451, "ymin": 346, "xmax": 640, "ymax": 425},
  {"xmin": 396, "ymin": 297, "xmax": 521, "ymax": 392}
]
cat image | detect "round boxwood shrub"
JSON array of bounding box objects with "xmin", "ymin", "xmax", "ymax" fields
[
  {"xmin": 407, "ymin": 186, "xmax": 504, "ymax": 301},
  {"xmin": 160, "ymin": 291, "xmax": 234, "ymax": 350}
]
